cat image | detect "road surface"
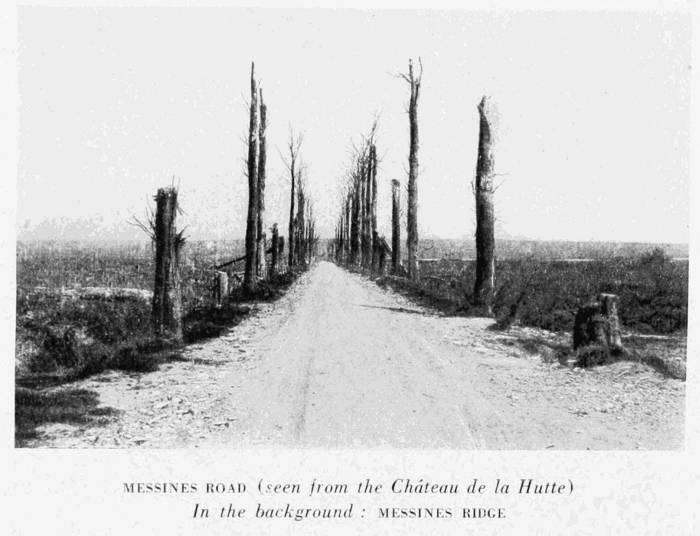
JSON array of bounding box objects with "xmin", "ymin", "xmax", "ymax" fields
[{"xmin": 22, "ymin": 261, "xmax": 685, "ymax": 449}]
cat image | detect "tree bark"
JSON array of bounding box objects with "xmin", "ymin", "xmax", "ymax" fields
[
  {"xmin": 351, "ymin": 183, "xmax": 360, "ymax": 266},
  {"xmin": 405, "ymin": 59, "xmax": 421, "ymax": 281},
  {"xmin": 243, "ymin": 62, "xmax": 259, "ymax": 294},
  {"xmin": 288, "ymin": 171, "xmax": 295, "ymax": 271},
  {"xmin": 152, "ymin": 187, "xmax": 182, "ymax": 342},
  {"xmin": 256, "ymin": 89, "xmax": 267, "ymax": 280},
  {"xmin": 473, "ymin": 96, "xmax": 496, "ymax": 315},
  {"xmin": 363, "ymin": 151, "xmax": 372, "ymax": 269},
  {"xmin": 270, "ymin": 223, "xmax": 279, "ymax": 277},
  {"xmin": 370, "ymin": 143, "xmax": 378, "ymax": 271},
  {"xmin": 285, "ymin": 132, "xmax": 302, "ymax": 272},
  {"xmin": 296, "ymin": 178, "xmax": 305, "ymax": 266},
  {"xmin": 391, "ymin": 179, "xmax": 401, "ymax": 274}
]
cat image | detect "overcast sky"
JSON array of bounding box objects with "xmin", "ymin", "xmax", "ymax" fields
[{"xmin": 17, "ymin": 8, "xmax": 690, "ymax": 243}]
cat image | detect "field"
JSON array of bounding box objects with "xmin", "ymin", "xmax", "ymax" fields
[
  {"xmin": 15, "ymin": 239, "xmax": 295, "ymax": 383},
  {"xmin": 414, "ymin": 250, "xmax": 688, "ymax": 335},
  {"xmin": 16, "ymin": 238, "xmax": 688, "ymax": 382},
  {"xmin": 16, "ymin": 239, "xmax": 248, "ymax": 312}
]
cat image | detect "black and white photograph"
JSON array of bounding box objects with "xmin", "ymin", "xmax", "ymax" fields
[
  {"xmin": 3, "ymin": 1, "xmax": 697, "ymax": 534},
  {"xmin": 13, "ymin": 6, "xmax": 690, "ymax": 448}
]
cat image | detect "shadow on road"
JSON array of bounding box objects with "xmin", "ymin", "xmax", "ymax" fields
[
  {"xmin": 15, "ymin": 386, "xmax": 118, "ymax": 446},
  {"xmin": 354, "ymin": 303, "xmax": 431, "ymax": 316}
]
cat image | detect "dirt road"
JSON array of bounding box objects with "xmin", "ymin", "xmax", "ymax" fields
[{"xmin": 22, "ymin": 262, "xmax": 685, "ymax": 449}]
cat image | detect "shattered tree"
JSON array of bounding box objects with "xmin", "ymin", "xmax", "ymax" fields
[
  {"xmin": 400, "ymin": 58, "xmax": 422, "ymax": 281},
  {"xmin": 369, "ymin": 143, "xmax": 378, "ymax": 271},
  {"xmin": 152, "ymin": 187, "xmax": 183, "ymax": 342},
  {"xmin": 243, "ymin": 62, "xmax": 259, "ymax": 294},
  {"xmin": 285, "ymin": 131, "xmax": 302, "ymax": 271},
  {"xmin": 472, "ymin": 96, "xmax": 497, "ymax": 315},
  {"xmin": 391, "ymin": 179, "xmax": 401, "ymax": 274},
  {"xmin": 256, "ymin": 88, "xmax": 268, "ymax": 280}
]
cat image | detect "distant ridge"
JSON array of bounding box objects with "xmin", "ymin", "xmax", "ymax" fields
[{"xmin": 17, "ymin": 237, "xmax": 688, "ymax": 261}]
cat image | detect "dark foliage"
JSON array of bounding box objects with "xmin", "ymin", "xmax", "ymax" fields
[{"xmin": 388, "ymin": 249, "xmax": 687, "ymax": 335}]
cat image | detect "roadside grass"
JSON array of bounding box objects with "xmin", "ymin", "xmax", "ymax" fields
[
  {"xmin": 378, "ymin": 249, "xmax": 687, "ymax": 335},
  {"xmin": 375, "ymin": 249, "xmax": 687, "ymax": 378},
  {"xmin": 15, "ymin": 269, "xmax": 303, "ymax": 443}
]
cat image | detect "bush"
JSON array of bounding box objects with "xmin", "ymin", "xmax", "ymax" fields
[
  {"xmin": 390, "ymin": 252, "xmax": 688, "ymax": 335},
  {"xmin": 18, "ymin": 290, "xmax": 165, "ymax": 378}
]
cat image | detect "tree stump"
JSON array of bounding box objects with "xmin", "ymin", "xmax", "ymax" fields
[{"xmin": 573, "ymin": 293, "xmax": 624, "ymax": 367}]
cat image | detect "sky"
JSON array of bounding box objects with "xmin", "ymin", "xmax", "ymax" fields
[{"xmin": 17, "ymin": 8, "xmax": 690, "ymax": 243}]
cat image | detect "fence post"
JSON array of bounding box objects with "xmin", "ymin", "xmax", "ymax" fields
[
  {"xmin": 213, "ymin": 271, "xmax": 229, "ymax": 306},
  {"xmin": 152, "ymin": 187, "xmax": 183, "ymax": 343}
]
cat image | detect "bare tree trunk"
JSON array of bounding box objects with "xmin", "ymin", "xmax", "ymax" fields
[
  {"xmin": 288, "ymin": 173, "xmax": 295, "ymax": 271},
  {"xmin": 152, "ymin": 187, "xmax": 182, "ymax": 342},
  {"xmin": 243, "ymin": 62, "xmax": 259, "ymax": 294},
  {"xmin": 256, "ymin": 89, "xmax": 267, "ymax": 280},
  {"xmin": 363, "ymin": 152, "xmax": 372, "ymax": 269},
  {"xmin": 473, "ymin": 96, "xmax": 496, "ymax": 315},
  {"xmin": 391, "ymin": 179, "xmax": 401, "ymax": 274},
  {"xmin": 370, "ymin": 144, "xmax": 378, "ymax": 271},
  {"xmin": 345, "ymin": 197, "xmax": 351, "ymax": 264},
  {"xmin": 403, "ymin": 59, "xmax": 422, "ymax": 281},
  {"xmin": 285, "ymin": 132, "xmax": 302, "ymax": 272},
  {"xmin": 270, "ymin": 223, "xmax": 279, "ymax": 278},
  {"xmin": 351, "ymin": 184, "xmax": 360, "ymax": 266},
  {"xmin": 296, "ymin": 178, "xmax": 305, "ymax": 266}
]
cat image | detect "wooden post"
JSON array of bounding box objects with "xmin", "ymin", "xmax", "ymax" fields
[
  {"xmin": 152, "ymin": 187, "xmax": 183, "ymax": 342},
  {"xmin": 473, "ymin": 96, "xmax": 496, "ymax": 315},
  {"xmin": 213, "ymin": 270, "xmax": 229, "ymax": 306},
  {"xmin": 244, "ymin": 62, "xmax": 259, "ymax": 294},
  {"xmin": 391, "ymin": 179, "xmax": 401, "ymax": 274}
]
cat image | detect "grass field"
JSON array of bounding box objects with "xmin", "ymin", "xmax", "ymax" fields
[
  {"xmin": 16, "ymin": 238, "xmax": 688, "ymax": 382},
  {"xmin": 414, "ymin": 249, "xmax": 688, "ymax": 335},
  {"xmin": 15, "ymin": 239, "xmax": 295, "ymax": 383}
]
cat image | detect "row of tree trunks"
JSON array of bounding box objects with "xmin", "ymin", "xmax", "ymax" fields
[{"xmin": 283, "ymin": 130, "xmax": 317, "ymax": 270}]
